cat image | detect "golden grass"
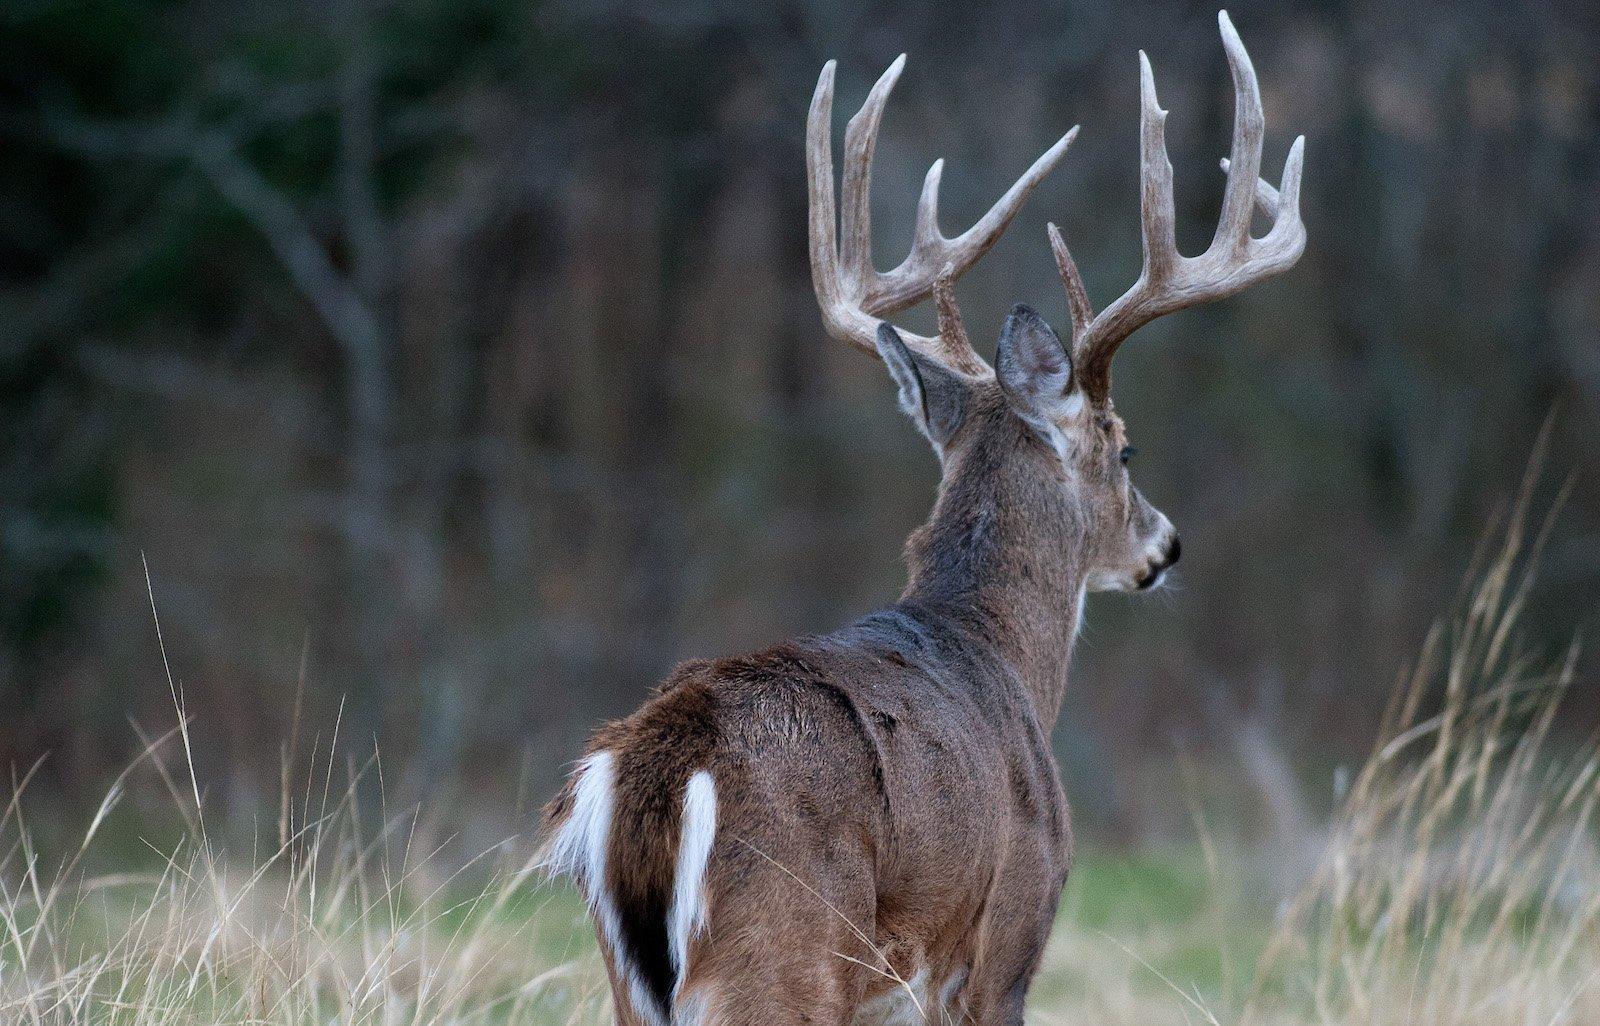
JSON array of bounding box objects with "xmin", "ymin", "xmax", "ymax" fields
[
  {"xmin": 2, "ymin": 456, "xmax": 1591, "ymax": 1024},
  {"xmin": 0, "ymin": 729, "xmax": 616, "ymax": 1023},
  {"xmin": 1234, "ymin": 459, "xmax": 1600, "ymax": 1026}
]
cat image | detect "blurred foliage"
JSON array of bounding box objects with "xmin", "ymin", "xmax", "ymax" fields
[{"xmin": 0, "ymin": 0, "xmax": 1596, "ymax": 832}]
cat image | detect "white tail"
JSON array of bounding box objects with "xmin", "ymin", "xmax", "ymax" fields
[
  {"xmin": 542, "ymin": 752, "xmax": 613, "ymax": 894},
  {"xmin": 541, "ymin": 753, "xmax": 641, "ymax": 1015}
]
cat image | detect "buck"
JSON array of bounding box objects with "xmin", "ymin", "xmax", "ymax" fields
[{"xmin": 544, "ymin": 12, "xmax": 1304, "ymax": 1024}]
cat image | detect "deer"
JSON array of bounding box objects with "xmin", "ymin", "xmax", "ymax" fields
[{"xmin": 542, "ymin": 11, "xmax": 1304, "ymax": 1024}]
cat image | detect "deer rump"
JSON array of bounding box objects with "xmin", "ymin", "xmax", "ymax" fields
[{"xmin": 541, "ymin": 623, "xmax": 1069, "ymax": 1023}]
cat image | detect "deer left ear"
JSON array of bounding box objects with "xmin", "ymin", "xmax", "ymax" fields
[
  {"xmin": 997, "ymin": 304, "xmax": 1081, "ymax": 423},
  {"xmin": 874, "ymin": 323, "xmax": 967, "ymax": 448}
]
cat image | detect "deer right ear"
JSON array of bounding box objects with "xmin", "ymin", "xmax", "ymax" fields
[
  {"xmin": 875, "ymin": 323, "xmax": 967, "ymax": 448},
  {"xmin": 997, "ymin": 304, "xmax": 1081, "ymax": 424}
]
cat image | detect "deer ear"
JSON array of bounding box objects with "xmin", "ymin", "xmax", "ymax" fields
[
  {"xmin": 997, "ymin": 304, "xmax": 1080, "ymax": 422},
  {"xmin": 874, "ymin": 323, "xmax": 967, "ymax": 448}
]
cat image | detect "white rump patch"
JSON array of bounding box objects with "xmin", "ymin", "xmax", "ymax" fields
[
  {"xmin": 541, "ymin": 753, "xmax": 665, "ymax": 1025},
  {"xmin": 669, "ymin": 770, "xmax": 717, "ymax": 999},
  {"xmin": 542, "ymin": 751, "xmax": 615, "ymax": 888}
]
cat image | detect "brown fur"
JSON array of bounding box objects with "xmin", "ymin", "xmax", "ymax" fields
[{"xmin": 544, "ymin": 381, "xmax": 1177, "ymax": 1025}]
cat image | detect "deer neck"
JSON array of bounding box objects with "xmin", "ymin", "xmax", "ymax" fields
[{"xmin": 901, "ymin": 439, "xmax": 1087, "ymax": 730}]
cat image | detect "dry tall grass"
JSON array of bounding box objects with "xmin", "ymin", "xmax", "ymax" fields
[
  {"xmin": 1237, "ymin": 462, "xmax": 1599, "ymax": 1026},
  {"xmin": 1, "ymin": 462, "xmax": 1591, "ymax": 1024},
  {"xmin": 0, "ymin": 724, "xmax": 615, "ymax": 1023}
]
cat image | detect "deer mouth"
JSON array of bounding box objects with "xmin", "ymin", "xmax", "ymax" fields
[{"xmin": 1136, "ymin": 536, "xmax": 1181, "ymax": 590}]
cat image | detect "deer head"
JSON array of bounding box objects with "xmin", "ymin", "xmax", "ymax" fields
[{"xmin": 809, "ymin": 10, "xmax": 1304, "ymax": 600}]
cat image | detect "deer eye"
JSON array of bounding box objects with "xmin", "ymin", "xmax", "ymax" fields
[{"xmin": 1120, "ymin": 446, "xmax": 1137, "ymax": 466}]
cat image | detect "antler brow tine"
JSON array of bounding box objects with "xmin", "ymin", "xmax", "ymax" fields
[
  {"xmin": 1046, "ymin": 223, "xmax": 1092, "ymax": 351},
  {"xmin": 807, "ymin": 55, "xmax": 1077, "ymax": 377}
]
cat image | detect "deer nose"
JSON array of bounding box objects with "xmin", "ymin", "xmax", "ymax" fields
[{"xmin": 1135, "ymin": 535, "xmax": 1181, "ymax": 590}]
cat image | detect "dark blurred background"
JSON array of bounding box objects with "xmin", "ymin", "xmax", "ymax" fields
[{"xmin": 2, "ymin": 0, "xmax": 1596, "ymax": 838}]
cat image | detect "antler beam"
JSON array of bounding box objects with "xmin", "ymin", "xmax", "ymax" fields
[{"xmin": 808, "ymin": 56, "xmax": 1077, "ymax": 376}]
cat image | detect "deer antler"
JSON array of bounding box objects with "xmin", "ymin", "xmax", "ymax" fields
[
  {"xmin": 808, "ymin": 56, "xmax": 1077, "ymax": 377},
  {"xmin": 1050, "ymin": 10, "xmax": 1306, "ymax": 403}
]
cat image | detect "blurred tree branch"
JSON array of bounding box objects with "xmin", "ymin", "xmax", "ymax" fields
[{"xmin": 50, "ymin": 117, "xmax": 391, "ymax": 396}]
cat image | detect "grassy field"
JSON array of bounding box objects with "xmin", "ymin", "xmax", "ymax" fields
[{"xmin": 3, "ymin": 476, "xmax": 1595, "ymax": 1023}]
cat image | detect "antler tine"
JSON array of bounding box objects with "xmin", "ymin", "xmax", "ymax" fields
[
  {"xmin": 839, "ymin": 55, "xmax": 905, "ymax": 283},
  {"xmin": 808, "ymin": 62, "xmax": 850, "ymax": 335},
  {"xmin": 913, "ymin": 159, "xmax": 945, "ymax": 254},
  {"xmin": 1137, "ymin": 50, "xmax": 1178, "ymax": 283},
  {"xmin": 1046, "ymin": 223, "xmax": 1093, "ymax": 353},
  {"xmin": 1214, "ymin": 11, "xmax": 1264, "ymax": 255},
  {"xmin": 874, "ymin": 126, "xmax": 1079, "ymax": 316},
  {"xmin": 1220, "ymin": 155, "xmax": 1281, "ymax": 217},
  {"xmin": 1272, "ymin": 134, "xmax": 1306, "ymax": 246},
  {"xmin": 932, "ymin": 263, "xmax": 979, "ymax": 374},
  {"xmin": 1068, "ymin": 10, "xmax": 1307, "ymax": 403},
  {"xmin": 808, "ymin": 55, "xmax": 1076, "ymax": 376}
]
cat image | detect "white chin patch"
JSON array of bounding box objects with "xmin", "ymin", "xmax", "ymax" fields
[
  {"xmin": 1085, "ymin": 569, "xmax": 1126, "ymax": 593},
  {"xmin": 1086, "ymin": 568, "xmax": 1164, "ymax": 593}
]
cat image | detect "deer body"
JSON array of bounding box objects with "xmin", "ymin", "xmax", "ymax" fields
[{"xmin": 544, "ymin": 13, "xmax": 1303, "ymax": 1024}]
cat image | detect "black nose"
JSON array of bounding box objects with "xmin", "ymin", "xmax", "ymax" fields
[{"xmin": 1136, "ymin": 536, "xmax": 1182, "ymax": 590}]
